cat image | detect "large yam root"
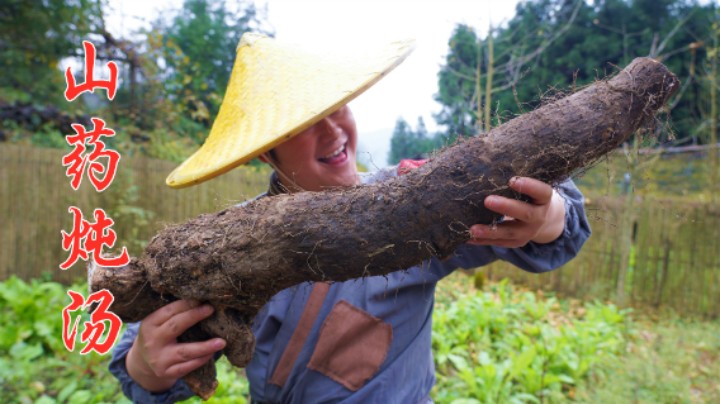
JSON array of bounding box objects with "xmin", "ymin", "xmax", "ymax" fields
[{"xmin": 91, "ymin": 57, "xmax": 679, "ymax": 399}]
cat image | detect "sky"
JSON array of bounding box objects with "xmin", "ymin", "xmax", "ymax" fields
[{"xmin": 105, "ymin": 0, "xmax": 521, "ymax": 167}]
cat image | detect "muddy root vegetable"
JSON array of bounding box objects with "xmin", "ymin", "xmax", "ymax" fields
[{"xmin": 91, "ymin": 57, "xmax": 679, "ymax": 399}]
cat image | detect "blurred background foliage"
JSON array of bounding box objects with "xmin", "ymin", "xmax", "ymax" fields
[
  {"xmin": 0, "ymin": 0, "xmax": 272, "ymax": 163},
  {"xmin": 2, "ymin": 0, "xmax": 717, "ymax": 167},
  {"xmin": 434, "ymin": 0, "xmax": 717, "ymax": 143},
  {"xmin": 390, "ymin": 0, "xmax": 719, "ymax": 182}
]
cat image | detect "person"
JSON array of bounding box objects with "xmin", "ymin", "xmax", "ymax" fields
[{"xmin": 109, "ymin": 33, "xmax": 590, "ymax": 403}]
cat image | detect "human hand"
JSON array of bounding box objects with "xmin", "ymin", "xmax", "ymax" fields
[
  {"xmin": 126, "ymin": 300, "xmax": 226, "ymax": 393},
  {"xmin": 467, "ymin": 176, "xmax": 566, "ymax": 248}
]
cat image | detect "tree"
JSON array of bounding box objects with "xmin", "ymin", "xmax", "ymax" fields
[
  {"xmin": 435, "ymin": 1, "xmax": 586, "ymax": 141},
  {"xmin": 388, "ymin": 117, "xmax": 411, "ymax": 165},
  {"xmin": 0, "ymin": 0, "xmax": 105, "ymax": 105},
  {"xmin": 0, "ymin": 0, "xmax": 273, "ymax": 160},
  {"xmin": 102, "ymin": 0, "xmax": 273, "ymax": 157},
  {"xmin": 704, "ymin": 11, "xmax": 719, "ymax": 201},
  {"xmin": 435, "ymin": 0, "xmax": 718, "ymax": 146},
  {"xmin": 388, "ymin": 117, "xmax": 438, "ymax": 164},
  {"xmin": 153, "ymin": 0, "xmax": 271, "ymax": 131},
  {"xmin": 434, "ymin": 25, "xmax": 481, "ymax": 141}
]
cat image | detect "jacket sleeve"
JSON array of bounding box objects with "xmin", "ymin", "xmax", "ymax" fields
[
  {"xmin": 432, "ymin": 178, "xmax": 591, "ymax": 278},
  {"xmin": 109, "ymin": 322, "xmax": 195, "ymax": 403}
]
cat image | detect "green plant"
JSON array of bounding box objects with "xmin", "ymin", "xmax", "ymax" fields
[
  {"xmin": 431, "ymin": 276, "xmax": 629, "ymax": 403},
  {"xmin": 0, "ymin": 276, "xmax": 251, "ymax": 403},
  {"xmin": 3, "ymin": 275, "xmax": 715, "ymax": 403},
  {"xmin": 0, "ymin": 277, "xmax": 128, "ymax": 402}
]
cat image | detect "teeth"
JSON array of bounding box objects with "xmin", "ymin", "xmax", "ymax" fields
[{"xmin": 322, "ymin": 144, "xmax": 344, "ymax": 159}]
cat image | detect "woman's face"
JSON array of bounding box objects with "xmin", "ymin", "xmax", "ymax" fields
[{"xmin": 267, "ymin": 105, "xmax": 359, "ymax": 192}]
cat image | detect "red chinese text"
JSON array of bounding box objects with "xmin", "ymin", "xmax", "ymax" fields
[
  {"xmin": 62, "ymin": 289, "xmax": 121, "ymax": 355},
  {"xmin": 62, "ymin": 117, "xmax": 121, "ymax": 192},
  {"xmin": 60, "ymin": 206, "xmax": 129, "ymax": 270},
  {"xmin": 65, "ymin": 41, "xmax": 118, "ymax": 101}
]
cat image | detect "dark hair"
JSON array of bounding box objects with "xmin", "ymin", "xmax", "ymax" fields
[{"xmin": 267, "ymin": 149, "xmax": 278, "ymax": 162}]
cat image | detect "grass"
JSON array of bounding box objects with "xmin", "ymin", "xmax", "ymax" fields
[{"xmin": 570, "ymin": 315, "xmax": 720, "ymax": 403}]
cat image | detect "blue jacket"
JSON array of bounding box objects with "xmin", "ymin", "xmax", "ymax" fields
[{"xmin": 110, "ymin": 168, "xmax": 590, "ymax": 403}]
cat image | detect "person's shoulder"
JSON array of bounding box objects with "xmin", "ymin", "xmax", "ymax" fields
[
  {"xmin": 359, "ymin": 167, "xmax": 397, "ymax": 185},
  {"xmin": 359, "ymin": 159, "xmax": 429, "ymax": 185},
  {"xmin": 235, "ymin": 191, "xmax": 268, "ymax": 207}
]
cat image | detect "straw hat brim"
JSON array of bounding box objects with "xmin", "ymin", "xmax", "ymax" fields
[{"xmin": 166, "ymin": 34, "xmax": 415, "ymax": 188}]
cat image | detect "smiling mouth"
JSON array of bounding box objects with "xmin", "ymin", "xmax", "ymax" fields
[{"xmin": 318, "ymin": 143, "xmax": 347, "ymax": 164}]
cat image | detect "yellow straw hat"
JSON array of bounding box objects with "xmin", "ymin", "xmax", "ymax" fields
[{"xmin": 166, "ymin": 33, "xmax": 415, "ymax": 188}]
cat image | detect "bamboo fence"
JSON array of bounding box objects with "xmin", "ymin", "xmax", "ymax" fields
[
  {"xmin": 482, "ymin": 197, "xmax": 720, "ymax": 318},
  {"xmin": 0, "ymin": 144, "xmax": 269, "ymax": 284},
  {"xmin": 2, "ymin": 144, "xmax": 718, "ymax": 317}
]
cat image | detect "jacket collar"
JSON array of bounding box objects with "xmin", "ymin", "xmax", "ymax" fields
[{"xmin": 267, "ymin": 171, "xmax": 289, "ymax": 197}]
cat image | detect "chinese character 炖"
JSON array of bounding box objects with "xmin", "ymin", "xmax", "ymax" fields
[{"xmin": 60, "ymin": 206, "xmax": 129, "ymax": 270}]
